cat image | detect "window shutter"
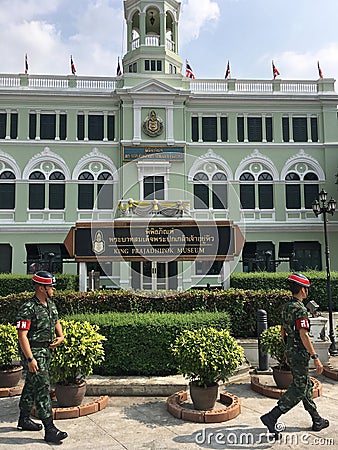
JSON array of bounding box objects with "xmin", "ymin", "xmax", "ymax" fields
[{"xmin": 202, "ymin": 117, "xmax": 217, "ymax": 142}]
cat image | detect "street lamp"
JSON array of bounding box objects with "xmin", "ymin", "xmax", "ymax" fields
[{"xmin": 312, "ymin": 189, "xmax": 338, "ymax": 356}]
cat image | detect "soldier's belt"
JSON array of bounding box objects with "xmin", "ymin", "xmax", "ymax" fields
[{"xmin": 29, "ymin": 341, "xmax": 50, "ymax": 348}]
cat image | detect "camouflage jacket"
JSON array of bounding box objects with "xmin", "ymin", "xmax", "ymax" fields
[
  {"xmin": 281, "ymin": 297, "xmax": 309, "ymax": 350},
  {"xmin": 15, "ymin": 296, "xmax": 58, "ymax": 344}
]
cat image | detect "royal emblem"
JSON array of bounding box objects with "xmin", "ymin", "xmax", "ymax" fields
[
  {"xmin": 92, "ymin": 230, "xmax": 105, "ymax": 255},
  {"xmin": 143, "ymin": 110, "xmax": 163, "ymax": 137}
]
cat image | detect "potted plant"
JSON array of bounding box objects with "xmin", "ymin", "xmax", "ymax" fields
[
  {"xmin": 0, "ymin": 323, "xmax": 23, "ymax": 388},
  {"xmin": 49, "ymin": 319, "xmax": 106, "ymax": 407},
  {"xmin": 260, "ymin": 325, "xmax": 292, "ymax": 389},
  {"xmin": 171, "ymin": 327, "xmax": 244, "ymax": 410}
]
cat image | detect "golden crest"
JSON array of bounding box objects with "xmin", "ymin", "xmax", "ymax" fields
[{"xmin": 143, "ymin": 110, "xmax": 163, "ymax": 137}]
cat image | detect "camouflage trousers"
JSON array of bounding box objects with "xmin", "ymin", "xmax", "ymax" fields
[
  {"xmin": 278, "ymin": 347, "xmax": 317, "ymax": 414},
  {"xmin": 19, "ymin": 348, "xmax": 52, "ymax": 420}
]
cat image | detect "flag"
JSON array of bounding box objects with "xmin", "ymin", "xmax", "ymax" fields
[
  {"xmin": 317, "ymin": 61, "xmax": 323, "ymax": 79},
  {"xmin": 116, "ymin": 57, "xmax": 122, "ymax": 76},
  {"xmin": 185, "ymin": 60, "xmax": 195, "ymax": 79},
  {"xmin": 70, "ymin": 55, "xmax": 76, "ymax": 75},
  {"xmin": 25, "ymin": 53, "xmax": 28, "ymax": 74},
  {"xmin": 272, "ymin": 60, "xmax": 280, "ymax": 79},
  {"xmin": 225, "ymin": 60, "xmax": 230, "ymax": 79}
]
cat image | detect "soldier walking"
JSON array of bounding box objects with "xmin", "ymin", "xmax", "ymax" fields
[
  {"xmin": 260, "ymin": 273, "xmax": 329, "ymax": 438},
  {"xmin": 16, "ymin": 271, "xmax": 68, "ymax": 443}
]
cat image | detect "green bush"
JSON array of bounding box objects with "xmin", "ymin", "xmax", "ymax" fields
[
  {"xmin": 66, "ymin": 312, "xmax": 231, "ymax": 376},
  {"xmin": 171, "ymin": 327, "xmax": 244, "ymax": 387},
  {"xmin": 260, "ymin": 325, "xmax": 288, "ymax": 370},
  {"xmin": 0, "ymin": 324, "xmax": 20, "ymax": 370},
  {"xmin": 0, "ymin": 273, "xmax": 78, "ymax": 297},
  {"xmin": 49, "ymin": 319, "xmax": 106, "ymax": 385}
]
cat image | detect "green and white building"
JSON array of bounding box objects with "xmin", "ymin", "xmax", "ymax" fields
[{"xmin": 0, "ymin": 0, "xmax": 337, "ymax": 290}]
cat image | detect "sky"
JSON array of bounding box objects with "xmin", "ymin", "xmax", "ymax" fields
[{"xmin": 1, "ymin": 0, "xmax": 338, "ymax": 81}]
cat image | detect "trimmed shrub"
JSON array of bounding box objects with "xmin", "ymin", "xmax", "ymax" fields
[
  {"xmin": 230, "ymin": 271, "xmax": 338, "ymax": 311},
  {"xmin": 66, "ymin": 312, "xmax": 231, "ymax": 376},
  {"xmin": 0, "ymin": 273, "xmax": 78, "ymax": 297},
  {"xmin": 0, "ymin": 288, "xmax": 290, "ymax": 337}
]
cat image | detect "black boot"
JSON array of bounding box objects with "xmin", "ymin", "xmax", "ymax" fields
[
  {"xmin": 260, "ymin": 406, "xmax": 283, "ymax": 438},
  {"xmin": 42, "ymin": 417, "xmax": 68, "ymax": 443},
  {"xmin": 308, "ymin": 409, "xmax": 329, "ymax": 431},
  {"xmin": 17, "ymin": 412, "xmax": 42, "ymax": 431}
]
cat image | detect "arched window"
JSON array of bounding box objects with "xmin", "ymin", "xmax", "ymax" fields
[
  {"xmin": 212, "ymin": 172, "xmax": 227, "ymax": 209},
  {"xmin": 304, "ymin": 172, "xmax": 319, "ymax": 209},
  {"xmin": 193, "ymin": 171, "xmax": 228, "ymax": 210},
  {"xmin": 29, "ymin": 171, "xmax": 45, "ymax": 210},
  {"xmin": 0, "ymin": 170, "xmax": 15, "ymax": 209},
  {"xmin": 49, "ymin": 171, "xmax": 65, "ymax": 210},
  {"xmin": 78, "ymin": 170, "xmax": 114, "ymax": 210},
  {"xmin": 78, "ymin": 172, "xmax": 94, "ymax": 210},
  {"xmin": 97, "ymin": 172, "xmax": 113, "ymax": 209},
  {"xmin": 285, "ymin": 172, "xmax": 301, "ymax": 209},
  {"xmin": 193, "ymin": 172, "xmax": 209, "ymax": 209},
  {"xmin": 258, "ymin": 172, "xmax": 273, "ymax": 209},
  {"xmin": 239, "ymin": 172, "xmax": 255, "ymax": 209}
]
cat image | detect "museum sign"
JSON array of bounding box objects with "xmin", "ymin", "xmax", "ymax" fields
[{"xmin": 64, "ymin": 220, "xmax": 245, "ymax": 262}]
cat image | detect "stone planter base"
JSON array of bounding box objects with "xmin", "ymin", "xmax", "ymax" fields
[
  {"xmin": 0, "ymin": 385, "xmax": 23, "ymax": 398},
  {"xmin": 250, "ymin": 375, "xmax": 322, "ymax": 399},
  {"xmin": 31, "ymin": 395, "xmax": 109, "ymax": 420},
  {"xmin": 167, "ymin": 390, "xmax": 241, "ymax": 423}
]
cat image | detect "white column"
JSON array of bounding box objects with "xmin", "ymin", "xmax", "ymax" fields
[
  {"xmin": 166, "ymin": 106, "xmax": 174, "ymax": 143},
  {"xmin": 133, "ymin": 106, "xmax": 142, "ymax": 143},
  {"xmin": 84, "ymin": 112, "xmax": 89, "ymax": 141},
  {"xmin": 262, "ymin": 114, "xmax": 267, "ymax": 142},
  {"xmin": 79, "ymin": 262, "xmax": 87, "ymax": 292},
  {"xmin": 103, "ymin": 111, "xmax": 108, "ymax": 141},
  {"xmin": 36, "ymin": 110, "xmax": 41, "ymax": 140},
  {"xmin": 307, "ymin": 114, "xmax": 312, "ymax": 142},
  {"xmin": 55, "ymin": 110, "xmax": 60, "ymax": 140},
  {"xmin": 289, "ymin": 115, "xmax": 294, "ymax": 142},
  {"xmin": 5, "ymin": 110, "xmax": 11, "ymax": 139},
  {"xmin": 244, "ymin": 113, "xmax": 248, "ymax": 142}
]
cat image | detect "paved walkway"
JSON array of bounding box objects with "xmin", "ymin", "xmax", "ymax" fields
[{"xmin": 1, "ymin": 366, "xmax": 338, "ymax": 450}]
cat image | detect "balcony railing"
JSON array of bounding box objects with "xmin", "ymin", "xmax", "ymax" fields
[
  {"xmin": 0, "ymin": 74, "xmax": 116, "ymax": 91},
  {"xmin": 0, "ymin": 73, "xmax": 334, "ymax": 95}
]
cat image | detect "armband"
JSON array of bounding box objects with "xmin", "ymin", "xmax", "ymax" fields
[
  {"xmin": 295, "ymin": 318, "xmax": 310, "ymax": 330},
  {"xmin": 16, "ymin": 320, "xmax": 31, "ymax": 331}
]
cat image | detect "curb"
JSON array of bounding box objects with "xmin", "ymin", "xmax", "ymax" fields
[{"xmin": 86, "ymin": 364, "xmax": 251, "ymax": 397}]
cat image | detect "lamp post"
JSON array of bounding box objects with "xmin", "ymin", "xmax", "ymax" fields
[{"xmin": 312, "ymin": 189, "xmax": 338, "ymax": 356}]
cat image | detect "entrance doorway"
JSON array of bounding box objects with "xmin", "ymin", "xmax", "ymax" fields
[{"xmin": 131, "ymin": 261, "xmax": 177, "ymax": 290}]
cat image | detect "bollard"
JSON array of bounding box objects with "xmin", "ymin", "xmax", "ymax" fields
[{"xmin": 257, "ymin": 309, "xmax": 269, "ymax": 371}]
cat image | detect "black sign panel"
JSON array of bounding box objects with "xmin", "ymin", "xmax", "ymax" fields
[{"xmin": 67, "ymin": 220, "xmax": 243, "ymax": 262}]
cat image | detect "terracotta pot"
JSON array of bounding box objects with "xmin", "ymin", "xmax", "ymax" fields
[
  {"xmin": 0, "ymin": 365, "xmax": 23, "ymax": 388},
  {"xmin": 55, "ymin": 381, "xmax": 87, "ymax": 407},
  {"xmin": 189, "ymin": 382, "xmax": 218, "ymax": 410},
  {"xmin": 272, "ymin": 366, "xmax": 293, "ymax": 389}
]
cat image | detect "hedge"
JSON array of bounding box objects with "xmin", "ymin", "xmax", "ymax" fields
[
  {"xmin": 65, "ymin": 312, "xmax": 231, "ymax": 376},
  {"xmin": 0, "ymin": 274, "xmax": 78, "ymax": 297},
  {"xmin": 230, "ymin": 271, "xmax": 338, "ymax": 311},
  {"xmin": 0, "ymin": 288, "xmax": 290, "ymax": 337}
]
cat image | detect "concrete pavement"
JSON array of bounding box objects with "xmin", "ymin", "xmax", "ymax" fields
[{"xmin": 1, "ymin": 369, "xmax": 338, "ymax": 449}]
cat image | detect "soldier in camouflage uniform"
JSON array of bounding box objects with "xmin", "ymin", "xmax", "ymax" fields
[
  {"xmin": 16, "ymin": 271, "xmax": 68, "ymax": 444},
  {"xmin": 260, "ymin": 273, "xmax": 329, "ymax": 438}
]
